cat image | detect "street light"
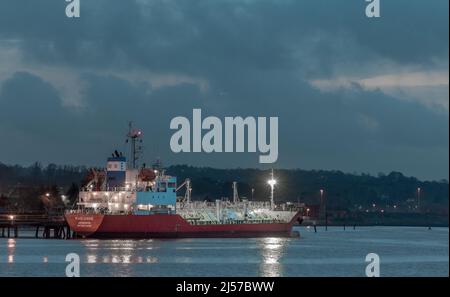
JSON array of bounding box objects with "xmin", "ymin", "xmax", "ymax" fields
[
  {"xmin": 320, "ymin": 189, "xmax": 324, "ymax": 208},
  {"xmin": 320, "ymin": 189, "xmax": 324, "ymax": 216},
  {"xmin": 320, "ymin": 189, "xmax": 327, "ymax": 231},
  {"xmin": 417, "ymin": 187, "xmax": 421, "ymax": 210}
]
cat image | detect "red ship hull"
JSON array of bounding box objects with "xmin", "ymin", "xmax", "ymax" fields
[{"xmin": 65, "ymin": 212, "xmax": 302, "ymax": 238}]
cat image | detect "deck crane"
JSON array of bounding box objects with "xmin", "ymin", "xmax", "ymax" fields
[{"xmin": 176, "ymin": 178, "xmax": 192, "ymax": 204}]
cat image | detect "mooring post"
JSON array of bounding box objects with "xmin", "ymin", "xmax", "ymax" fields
[
  {"xmin": 7, "ymin": 227, "xmax": 10, "ymax": 238},
  {"xmin": 14, "ymin": 227, "xmax": 18, "ymax": 238},
  {"xmin": 35, "ymin": 226, "xmax": 39, "ymax": 238}
]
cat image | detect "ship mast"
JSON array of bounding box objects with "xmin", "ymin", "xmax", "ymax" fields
[
  {"xmin": 268, "ymin": 169, "xmax": 277, "ymax": 210},
  {"xmin": 126, "ymin": 121, "xmax": 143, "ymax": 169}
]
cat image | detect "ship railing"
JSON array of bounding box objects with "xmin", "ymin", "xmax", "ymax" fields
[
  {"xmin": 186, "ymin": 219, "xmax": 286, "ymax": 225},
  {"xmin": 177, "ymin": 201, "xmax": 274, "ymax": 209},
  {"xmin": 66, "ymin": 208, "xmax": 133, "ymax": 215},
  {"xmin": 81, "ymin": 186, "xmax": 146, "ymax": 192},
  {"xmin": 66, "ymin": 208, "xmax": 101, "ymax": 214},
  {"xmin": 81, "ymin": 188, "xmax": 132, "ymax": 193}
]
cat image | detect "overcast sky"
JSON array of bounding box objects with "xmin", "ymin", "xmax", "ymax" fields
[{"xmin": 0, "ymin": 0, "xmax": 448, "ymax": 181}]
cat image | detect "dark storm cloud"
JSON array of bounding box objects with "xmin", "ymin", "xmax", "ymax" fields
[
  {"xmin": 0, "ymin": 72, "xmax": 67, "ymax": 133},
  {"xmin": 0, "ymin": 0, "xmax": 447, "ymax": 73},
  {"xmin": 0, "ymin": 0, "xmax": 448, "ymax": 180}
]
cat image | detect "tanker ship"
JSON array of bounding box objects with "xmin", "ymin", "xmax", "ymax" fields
[{"xmin": 65, "ymin": 125, "xmax": 303, "ymax": 238}]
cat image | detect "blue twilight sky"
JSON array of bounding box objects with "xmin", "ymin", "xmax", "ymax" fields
[{"xmin": 0, "ymin": 0, "xmax": 448, "ymax": 181}]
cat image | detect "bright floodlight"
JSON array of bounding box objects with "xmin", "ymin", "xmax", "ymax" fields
[{"xmin": 268, "ymin": 179, "xmax": 277, "ymax": 187}]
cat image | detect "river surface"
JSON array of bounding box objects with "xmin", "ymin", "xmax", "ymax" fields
[{"xmin": 0, "ymin": 226, "xmax": 448, "ymax": 276}]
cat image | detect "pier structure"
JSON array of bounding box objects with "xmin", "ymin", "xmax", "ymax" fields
[{"xmin": 0, "ymin": 213, "xmax": 71, "ymax": 239}]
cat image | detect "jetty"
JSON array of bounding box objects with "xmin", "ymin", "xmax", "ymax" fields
[{"xmin": 0, "ymin": 213, "xmax": 71, "ymax": 239}]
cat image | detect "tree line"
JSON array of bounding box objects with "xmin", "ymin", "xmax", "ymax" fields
[{"xmin": 0, "ymin": 162, "xmax": 448, "ymax": 214}]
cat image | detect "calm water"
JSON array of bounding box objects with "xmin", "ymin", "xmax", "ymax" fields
[{"xmin": 0, "ymin": 226, "xmax": 448, "ymax": 277}]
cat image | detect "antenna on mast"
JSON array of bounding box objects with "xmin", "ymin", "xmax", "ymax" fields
[{"xmin": 126, "ymin": 121, "xmax": 143, "ymax": 169}]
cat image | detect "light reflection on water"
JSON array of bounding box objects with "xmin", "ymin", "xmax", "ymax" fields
[
  {"xmin": 7, "ymin": 238, "xmax": 15, "ymax": 263},
  {"xmin": 258, "ymin": 237, "xmax": 289, "ymax": 277},
  {"xmin": 87, "ymin": 255, "xmax": 97, "ymax": 263},
  {"xmin": 0, "ymin": 227, "xmax": 448, "ymax": 276}
]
